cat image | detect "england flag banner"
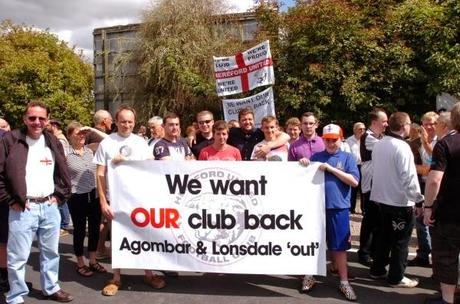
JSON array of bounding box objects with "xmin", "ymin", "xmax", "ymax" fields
[
  {"xmin": 222, "ymin": 87, "xmax": 275, "ymax": 128},
  {"xmin": 108, "ymin": 161, "xmax": 326, "ymax": 275},
  {"xmin": 214, "ymin": 40, "xmax": 275, "ymax": 97}
]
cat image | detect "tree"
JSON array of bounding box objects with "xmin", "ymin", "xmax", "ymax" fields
[
  {"xmin": 134, "ymin": 0, "xmax": 247, "ymax": 126},
  {"xmin": 255, "ymin": 0, "xmax": 459, "ymax": 128},
  {"xmin": 0, "ymin": 20, "xmax": 94, "ymax": 128}
]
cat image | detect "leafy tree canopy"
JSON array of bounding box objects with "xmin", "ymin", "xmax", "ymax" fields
[
  {"xmin": 0, "ymin": 20, "xmax": 94, "ymax": 129},
  {"xmin": 255, "ymin": 0, "xmax": 460, "ymax": 128},
  {"xmin": 135, "ymin": 0, "xmax": 247, "ymax": 126}
]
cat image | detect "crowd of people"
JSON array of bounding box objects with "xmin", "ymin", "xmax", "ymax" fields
[{"xmin": 0, "ymin": 100, "xmax": 459, "ymax": 304}]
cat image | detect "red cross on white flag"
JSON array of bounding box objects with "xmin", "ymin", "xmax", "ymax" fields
[{"xmin": 213, "ymin": 40, "xmax": 275, "ymax": 97}]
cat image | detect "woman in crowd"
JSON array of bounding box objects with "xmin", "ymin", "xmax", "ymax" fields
[{"xmin": 66, "ymin": 122, "xmax": 107, "ymax": 276}]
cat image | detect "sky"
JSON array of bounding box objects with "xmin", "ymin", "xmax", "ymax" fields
[{"xmin": 0, "ymin": 0, "xmax": 295, "ymax": 62}]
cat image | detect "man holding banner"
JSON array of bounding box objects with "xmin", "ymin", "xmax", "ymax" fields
[
  {"xmin": 309, "ymin": 124, "xmax": 359, "ymax": 301},
  {"xmin": 94, "ymin": 105, "xmax": 166, "ymax": 296},
  {"xmin": 288, "ymin": 112, "xmax": 325, "ymax": 163}
]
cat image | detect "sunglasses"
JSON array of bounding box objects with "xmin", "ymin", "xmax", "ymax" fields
[
  {"xmin": 198, "ymin": 119, "xmax": 213, "ymax": 125},
  {"xmin": 27, "ymin": 116, "xmax": 47, "ymax": 122}
]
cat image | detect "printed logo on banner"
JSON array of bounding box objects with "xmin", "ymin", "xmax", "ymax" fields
[{"xmin": 171, "ymin": 167, "xmax": 263, "ymax": 266}]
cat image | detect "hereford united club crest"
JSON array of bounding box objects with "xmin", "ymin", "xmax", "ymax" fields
[{"xmin": 171, "ymin": 168, "xmax": 263, "ymax": 266}]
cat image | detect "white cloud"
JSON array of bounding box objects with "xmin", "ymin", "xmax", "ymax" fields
[{"xmin": 0, "ymin": 0, "xmax": 293, "ymax": 63}]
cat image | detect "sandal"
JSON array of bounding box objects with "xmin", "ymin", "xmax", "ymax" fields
[
  {"xmin": 75, "ymin": 265, "xmax": 93, "ymax": 277},
  {"xmin": 95, "ymin": 253, "xmax": 110, "ymax": 261},
  {"xmin": 102, "ymin": 280, "xmax": 122, "ymax": 296},
  {"xmin": 89, "ymin": 262, "xmax": 107, "ymax": 273},
  {"xmin": 144, "ymin": 275, "xmax": 166, "ymax": 289}
]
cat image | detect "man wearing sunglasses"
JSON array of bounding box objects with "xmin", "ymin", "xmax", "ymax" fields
[
  {"xmin": 0, "ymin": 100, "xmax": 73, "ymax": 303},
  {"xmin": 190, "ymin": 110, "xmax": 215, "ymax": 158}
]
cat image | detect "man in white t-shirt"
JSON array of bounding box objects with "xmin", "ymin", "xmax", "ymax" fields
[
  {"xmin": 94, "ymin": 105, "xmax": 166, "ymax": 296},
  {"xmin": 251, "ymin": 115, "xmax": 288, "ymax": 161},
  {"xmin": 0, "ymin": 101, "xmax": 73, "ymax": 303}
]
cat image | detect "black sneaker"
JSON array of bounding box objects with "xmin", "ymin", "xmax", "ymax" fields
[
  {"xmin": 358, "ymin": 256, "xmax": 373, "ymax": 267},
  {"xmin": 407, "ymin": 257, "xmax": 430, "ymax": 267}
]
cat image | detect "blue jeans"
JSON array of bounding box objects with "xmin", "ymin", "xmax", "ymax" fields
[
  {"xmin": 7, "ymin": 202, "xmax": 61, "ymax": 304},
  {"xmin": 415, "ymin": 215, "xmax": 431, "ymax": 260},
  {"xmin": 59, "ymin": 202, "xmax": 70, "ymax": 230}
]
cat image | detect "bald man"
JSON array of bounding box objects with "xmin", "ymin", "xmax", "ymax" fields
[{"xmin": 0, "ymin": 119, "xmax": 10, "ymax": 132}]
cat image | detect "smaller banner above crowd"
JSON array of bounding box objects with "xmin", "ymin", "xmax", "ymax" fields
[
  {"xmin": 222, "ymin": 87, "xmax": 275, "ymax": 127},
  {"xmin": 214, "ymin": 40, "xmax": 274, "ymax": 97},
  {"xmin": 108, "ymin": 161, "xmax": 326, "ymax": 275}
]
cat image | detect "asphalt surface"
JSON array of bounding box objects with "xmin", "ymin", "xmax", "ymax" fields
[{"xmin": 0, "ymin": 213, "xmax": 442, "ymax": 304}]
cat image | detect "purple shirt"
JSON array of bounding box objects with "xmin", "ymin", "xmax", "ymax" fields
[{"xmin": 288, "ymin": 134, "xmax": 325, "ymax": 161}]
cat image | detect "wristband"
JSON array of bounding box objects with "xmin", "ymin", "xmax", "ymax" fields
[{"xmin": 424, "ymin": 205, "xmax": 433, "ymax": 209}]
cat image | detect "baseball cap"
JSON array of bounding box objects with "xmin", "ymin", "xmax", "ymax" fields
[{"xmin": 322, "ymin": 124, "xmax": 343, "ymax": 140}]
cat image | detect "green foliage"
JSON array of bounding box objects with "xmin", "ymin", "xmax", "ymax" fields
[
  {"xmin": 0, "ymin": 20, "xmax": 94, "ymax": 129},
  {"xmin": 255, "ymin": 0, "xmax": 459, "ymax": 128},
  {"xmin": 136, "ymin": 0, "xmax": 246, "ymax": 126}
]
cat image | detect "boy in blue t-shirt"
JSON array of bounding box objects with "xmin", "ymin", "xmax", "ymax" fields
[{"xmin": 309, "ymin": 124, "xmax": 360, "ymax": 301}]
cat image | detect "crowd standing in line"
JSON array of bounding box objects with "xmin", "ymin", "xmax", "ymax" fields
[{"xmin": 0, "ymin": 101, "xmax": 459, "ymax": 303}]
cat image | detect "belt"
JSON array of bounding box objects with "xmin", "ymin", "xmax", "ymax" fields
[{"xmin": 27, "ymin": 195, "xmax": 53, "ymax": 203}]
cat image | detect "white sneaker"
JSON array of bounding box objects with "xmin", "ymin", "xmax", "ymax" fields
[
  {"xmin": 338, "ymin": 282, "xmax": 357, "ymax": 301},
  {"xmin": 390, "ymin": 276, "xmax": 419, "ymax": 288},
  {"xmin": 300, "ymin": 275, "xmax": 316, "ymax": 293}
]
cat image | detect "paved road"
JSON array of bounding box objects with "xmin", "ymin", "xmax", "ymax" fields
[{"xmin": 0, "ymin": 213, "xmax": 441, "ymax": 304}]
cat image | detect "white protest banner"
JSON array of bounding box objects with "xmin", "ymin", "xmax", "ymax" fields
[
  {"xmin": 214, "ymin": 40, "xmax": 275, "ymax": 97},
  {"xmin": 222, "ymin": 87, "xmax": 275, "ymax": 128},
  {"xmin": 109, "ymin": 161, "xmax": 326, "ymax": 275}
]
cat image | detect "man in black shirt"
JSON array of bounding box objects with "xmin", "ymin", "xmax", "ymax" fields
[
  {"xmin": 191, "ymin": 110, "xmax": 214, "ymax": 158},
  {"xmin": 423, "ymin": 103, "xmax": 460, "ymax": 304},
  {"xmin": 227, "ymin": 107, "xmax": 289, "ymax": 160}
]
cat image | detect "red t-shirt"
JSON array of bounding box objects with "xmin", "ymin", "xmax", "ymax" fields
[{"xmin": 198, "ymin": 145, "xmax": 242, "ymax": 161}]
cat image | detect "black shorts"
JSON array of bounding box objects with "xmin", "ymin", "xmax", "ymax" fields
[
  {"xmin": 0, "ymin": 203, "xmax": 9, "ymax": 243},
  {"xmin": 430, "ymin": 222, "xmax": 460, "ymax": 285}
]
